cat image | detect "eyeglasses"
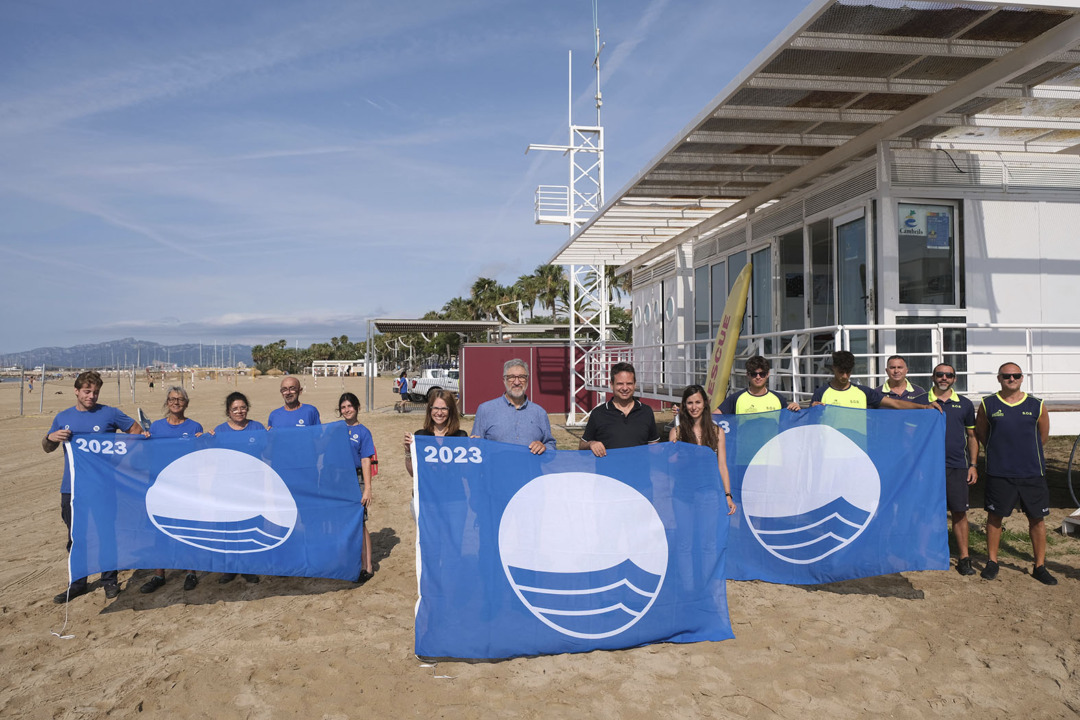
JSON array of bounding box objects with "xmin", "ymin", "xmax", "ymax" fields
[
  {"xmin": 1000, "ymin": 373, "xmax": 1023, "ymax": 380},
  {"xmin": 503, "ymin": 375, "xmax": 528, "ymax": 382},
  {"xmin": 431, "ymin": 406, "xmax": 450, "ymax": 413},
  {"xmin": 747, "ymin": 371, "xmax": 767, "ymax": 378},
  {"xmin": 933, "ymin": 372, "xmax": 955, "ymax": 379},
  {"xmin": 280, "ymin": 387, "xmax": 299, "ymax": 394},
  {"xmin": 167, "ymin": 397, "xmax": 186, "ymax": 403}
]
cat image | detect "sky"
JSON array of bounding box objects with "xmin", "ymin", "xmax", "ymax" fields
[{"xmin": 0, "ymin": 0, "xmax": 811, "ymax": 353}]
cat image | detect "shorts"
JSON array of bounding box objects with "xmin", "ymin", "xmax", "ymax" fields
[
  {"xmin": 945, "ymin": 467, "xmax": 970, "ymax": 513},
  {"xmin": 984, "ymin": 475, "xmax": 1050, "ymax": 520}
]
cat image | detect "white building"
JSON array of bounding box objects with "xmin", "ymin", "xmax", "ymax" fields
[{"xmin": 550, "ymin": 0, "xmax": 1080, "ymax": 434}]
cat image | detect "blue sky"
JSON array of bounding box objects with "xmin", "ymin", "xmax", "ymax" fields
[{"xmin": 0, "ymin": 0, "xmax": 809, "ymax": 353}]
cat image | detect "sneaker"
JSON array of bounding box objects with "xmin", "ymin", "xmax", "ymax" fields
[
  {"xmin": 139, "ymin": 575, "xmax": 166, "ymax": 594},
  {"xmin": 183, "ymin": 573, "xmax": 198, "ymax": 591},
  {"xmin": 980, "ymin": 560, "xmax": 999, "ymax": 580},
  {"xmin": 357, "ymin": 570, "xmax": 374, "ymax": 584},
  {"xmin": 218, "ymin": 573, "xmax": 237, "ymax": 584},
  {"xmin": 1032, "ymin": 565, "xmax": 1058, "ymax": 586},
  {"xmin": 53, "ymin": 585, "xmax": 89, "ymax": 604},
  {"xmin": 104, "ymin": 584, "xmax": 121, "ymax": 599},
  {"xmin": 241, "ymin": 574, "xmax": 260, "ymax": 584},
  {"xmin": 957, "ymin": 557, "xmax": 975, "ymax": 576}
]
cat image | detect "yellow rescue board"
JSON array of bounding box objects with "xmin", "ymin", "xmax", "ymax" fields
[{"xmin": 704, "ymin": 263, "xmax": 752, "ymax": 411}]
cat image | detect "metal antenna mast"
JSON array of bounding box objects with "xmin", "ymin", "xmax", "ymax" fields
[{"xmin": 526, "ymin": 1, "xmax": 609, "ymax": 425}]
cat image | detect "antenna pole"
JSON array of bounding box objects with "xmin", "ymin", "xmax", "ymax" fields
[{"xmin": 593, "ymin": 0, "xmax": 603, "ymax": 126}]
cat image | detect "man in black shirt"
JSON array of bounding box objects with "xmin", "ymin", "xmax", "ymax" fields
[{"xmin": 580, "ymin": 362, "xmax": 659, "ymax": 456}]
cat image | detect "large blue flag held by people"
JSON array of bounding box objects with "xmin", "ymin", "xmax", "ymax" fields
[
  {"xmin": 412, "ymin": 438, "xmax": 735, "ymax": 660},
  {"xmin": 722, "ymin": 405, "xmax": 949, "ymax": 585},
  {"xmin": 68, "ymin": 424, "xmax": 365, "ymax": 583}
]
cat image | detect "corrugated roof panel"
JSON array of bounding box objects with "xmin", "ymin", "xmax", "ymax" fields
[{"xmin": 548, "ymin": 0, "xmax": 1080, "ymax": 270}]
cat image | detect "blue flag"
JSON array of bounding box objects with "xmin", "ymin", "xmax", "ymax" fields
[
  {"xmin": 413, "ymin": 437, "xmax": 734, "ymax": 660},
  {"xmin": 68, "ymin": 424, "xmax": 364, "ymax": 582},
  {"xmin": 722, "ymin": 405, "xmax": 948, "ymax": 584}
]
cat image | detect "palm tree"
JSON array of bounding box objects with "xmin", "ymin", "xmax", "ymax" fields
[
  {"xmin": 470, "ymin": 277, "xmax": 501, "ymax": 320},
  {"xmin": 442, "ymin": 296, "xmax": 475, "ymax": 321},
  {"xmin": 513, "ymin": 274, "xmax": 541, "ymax": 320},
  {"xmin": 533, "ymin": 264, "xmax": 568, "ymax": 321},
  {"xmin": 605, "ymin": 265, "xmax": 633, "ymax": 303}
]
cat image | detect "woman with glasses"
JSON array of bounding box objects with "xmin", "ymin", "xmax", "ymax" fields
[
  {"xmin": 211, "ymin": 391, "xmax": 264, "ymax": 585},
  {"xmin": 338, "ymin": 392, "xmax": 376, "ymax": 582},
  {"xmin": 403, "ymin": 389, "xmax": 466, "ymax": 477},
  {"xmin": 140, "ymin": 386, "xmax": 204, "ymax": 594},
  {"xmin": 670, "ymin": 385, "xmax": 737, "ymax": 516},
  {"xmin": 213, "ymin": 391, "xmax": 266, "ymax": 434}
]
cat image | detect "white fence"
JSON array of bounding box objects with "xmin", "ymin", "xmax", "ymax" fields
[{"xmin": 583, "ymin": 323, "xmax": 1080, "ymax": 406}]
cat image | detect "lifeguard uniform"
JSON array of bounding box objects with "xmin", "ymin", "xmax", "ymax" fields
[
  {"xmin": 719, "ymin": 388, "xmax": 791, "ymax": 464},
  {"xmin": 881, "ymin": 380, "xmax": 925, "ymax": 401},
  {"xmin": 811, "ymin": 383, "xmax": 885, "ymax": 409},
  {"xmin": 718, "ymin": 389, "xmax": 790, "ymax": 415},
  {"xmin": 810, "ymin": 383, "xmax": 885, "ymax": 448},
  {"xmin": 981, "ymin": 392, "xmax": 1048, "ymax": 519},
  {"xmin": 916, "ymin": 389, "xmax": 976, "ymax": 512}
]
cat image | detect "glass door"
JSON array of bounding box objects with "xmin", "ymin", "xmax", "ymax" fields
[{"xmin": 836, "ymin": 212, "xmax": 870, "ymax": 373}]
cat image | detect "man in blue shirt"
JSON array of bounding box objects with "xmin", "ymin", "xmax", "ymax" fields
[
  {"xmin": 268, "ymin": 376, "xmax": 321, "ymax": 428},
  {"xmin": 43, "ymin": 371, "xmax": 143, "ymax": 603},
  {"xmin": 975, "ymin": 362, "xmax": 1055, "ymax": 585},
  {"xmin": 914, "ymin": 363, "xmax": 979, "ymax": 576},
  {"xmin": 471, "ymin": 359, "xmax": 555, "ymax": 454}
]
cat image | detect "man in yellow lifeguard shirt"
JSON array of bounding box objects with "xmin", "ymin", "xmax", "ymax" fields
[
  {"xmin": 718, "ymin": 356, "xmax": 802, "ymax": 415},
  {"xmin": 812, "ymin": 351, "xmax": 938, "ymax": 411}
]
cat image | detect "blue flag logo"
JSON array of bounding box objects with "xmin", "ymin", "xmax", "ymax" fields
[
  {"xmin": 499, "ymin": 472, "xmax": 668, "ymax": 639},
  {"xmin": 742, "ymin": 424, "xmax": 880, "ymax": 564},
  {"xmin": 146, "ymin": 448, "xmax": 299, "ymax": 553}
]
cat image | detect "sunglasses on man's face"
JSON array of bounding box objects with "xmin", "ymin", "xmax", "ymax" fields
[
  {"xmin": 933, "ymin": 372, "xmax": 955, "ymax": 379},
  {"xmin": 1000, "ymin": 373, "xmax": 1023, "ymax": 380},
  {"xmin": 748, "ymin": 371, "xmax": 767, "ymax": 378}
]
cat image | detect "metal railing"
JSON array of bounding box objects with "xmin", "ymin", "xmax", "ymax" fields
[
  {"xmin": 535, "ymin": 185, "xmax": 571, "ymax": 225},
  {"xmin": 583, "ymin": 322, "xmax": 1080, "ymax": 404}
]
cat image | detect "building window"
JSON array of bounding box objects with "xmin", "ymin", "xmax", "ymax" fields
[{"xmin": 898, "ymin": 202, "xmax": 956, "ymax": 305}]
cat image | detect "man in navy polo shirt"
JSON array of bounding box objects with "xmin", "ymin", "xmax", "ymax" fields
[
  {"xmin": 975, "ymin": 362, "xmax": 1056, "ymax": 585},
  {"xmin": 471, "ymin": 358, "xmax": 555, "ymax": 453},
  {"xmin": 43, "ymin": 370, "xmax": 143, "ymax": 603},
  {"xmin": 914, "ymin": 363, "xmax": 979, "ymax": 576},
  {"xmin": 580, "ymin": 362, "xmax": 659, "ymax": 456},
  {"xmin": 881, "ymin": 355, "xmax": 925, "ymax": 401}
]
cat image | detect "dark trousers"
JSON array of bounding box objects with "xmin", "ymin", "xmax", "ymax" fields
[{"xmin": 61, "ymin": 493, "xmax": 117, "ymax": 589}]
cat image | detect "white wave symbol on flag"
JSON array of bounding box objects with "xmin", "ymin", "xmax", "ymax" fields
[
  {"xmin": 742, "ymin": 424, "xmax": 880, "ymax": 565},
  {"xmin": 506, "ymin": 560, "xmax": 663, "ymax": 637},
  {"xmin": 146, "ymin": 448, "xmax": 297, "ymax": 554},
  {"xmin": 150, "ymin": 515, "xmax": 292, "ymax": 552},
  {"xmin": 499, "ymin": 472, "xmax": 668, "ymax": 640},
  {"xmin": 748, "ymin": 497, "xmax": 872, "ymax": 563}
]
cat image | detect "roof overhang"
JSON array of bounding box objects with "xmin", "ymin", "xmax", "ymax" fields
[
  {"xmin": 371, "ymin": 319, "xmax": 567, "ymax": 336},
  {"xmin": 372, "ymin": 319, "xmax": 501, "ymax": 335},
  {"xmin": 547, "ymin": 0, "xmax": 1080, "ymax": 274}
]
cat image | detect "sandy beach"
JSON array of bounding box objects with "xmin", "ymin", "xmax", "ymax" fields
[{"xmin": 1, "ymin": 373, "xmax": 1077, "ymax": 719}]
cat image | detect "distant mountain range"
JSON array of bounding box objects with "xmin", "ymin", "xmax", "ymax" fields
[{"xmin": 0, "ymin": 338, "xmax": 253, "ymax": 370}]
